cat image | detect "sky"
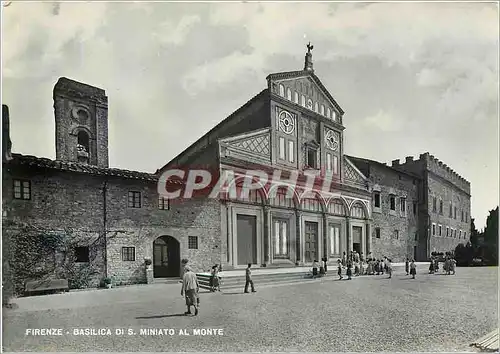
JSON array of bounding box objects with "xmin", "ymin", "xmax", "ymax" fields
[{"xmin": 2, "ymin": 2, "xmax": 498, "ymax": 228}]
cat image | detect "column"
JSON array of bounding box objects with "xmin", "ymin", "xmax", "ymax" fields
[
  {"xmin": 346, "ymin": 217, "xmax": 352, "ymax": 253},
  {"xmin": 323, "ymin": 214, "xmax": 328, "ymax": 260},
  {"xmin": 366, "ymin": 223, "xmax": 372, "ymax": 255},
  {"xmin": 295, "ymin": 210, "xmax": 302, "ymax": 265},
  {"xmin": 227, "ymin": 203, "xmax": 233, "ymax": 266},
  {"xmin": 264, "ymin": 206, "xmax": 271, "ymax": 266}
]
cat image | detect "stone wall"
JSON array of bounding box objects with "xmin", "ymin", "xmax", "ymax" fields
[
  {"xmin": 427, "ymin": 174, "xmax": 471, "ymax": 253},
  {"xmin": 2, "ymin": 164, "xmax": 222, "ymax": 288},
  {"xmin": 365, "ymin": 163, "xmax": 419, "ymax": 262},
  {"xmin": 53, "ymin": 77, "xmax": 109, "ymax": 168}
]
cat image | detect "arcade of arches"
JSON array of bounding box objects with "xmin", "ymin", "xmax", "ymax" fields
[{"xmin": 224, "ymin": 185, "xmax": 372, "ymax": 268}]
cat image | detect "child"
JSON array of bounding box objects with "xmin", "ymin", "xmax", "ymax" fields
[
  {"xmin": 322, "ymin": 257, "xmax": 328, "ymax": 273},
  {"xmin": 337, "ymin": 259, "xmax": 343, "ymax": 280},
  {"xmin": 410, "ymin": 259, "xmax": 416, "ymax": 279},
  {"xmin": 312, "ymin": 260, "xmax": 319, "ymax": 279},
  {"xmin": 354, "ymin": 262, "xmax": 360, "ymax": 276},
  {"xmin": 346, "ymin": 260, "xmax": 352, "ymax": 280}
]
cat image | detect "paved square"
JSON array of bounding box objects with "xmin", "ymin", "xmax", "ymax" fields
[{"xmin": 3, "ymin": 267, "xmax": 498, "ymax": 352}]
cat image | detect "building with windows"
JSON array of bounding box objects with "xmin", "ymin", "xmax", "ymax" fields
[{"xmin": 2, "ymin": 46, "xmax": 471, "ymax": 290}]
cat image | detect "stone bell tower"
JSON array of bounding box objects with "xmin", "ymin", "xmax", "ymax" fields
[{"xmin": 53, "ymin": 77, "xmax": 109, "ymax": 167}]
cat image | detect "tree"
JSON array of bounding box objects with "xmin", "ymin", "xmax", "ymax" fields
[{"xmin": 483, "ymin": 207, "xmax": 499, "ymax": 265}]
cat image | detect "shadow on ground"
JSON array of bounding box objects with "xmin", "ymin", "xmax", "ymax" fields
[{"xmin": 136, "ymin": 313, "xmax": 186, "ymax": 319}]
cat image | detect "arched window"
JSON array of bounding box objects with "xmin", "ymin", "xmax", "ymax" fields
[
  {"xmin": 279, "ymin": 84, "xmax": 285, "ymax": 97},
  {"xmin": 294, "ymin": 92, "xmax": 299, "ymax": 104},
  {"xmin": 351, "ymin": 203, "xmax": 366, "ymax": 219},
  {"xmin": 328, "ymin": 199, "xmax": 346, "ymax": 216},
  {"xmin": 270, "ymin": 187, "xmax": 294, "ymax": 208},
  {"xmin": 301, "ymin": 95, "xmax": 306, "ymax": 107},
  {"xmin": 314, "ymin": 102, "xmax": 319, "ymax": 113},
  {"xmin": 77, "ymin": 131, "xmax": 90, "ymax": 153},
  {"xmin": 320, "ymin": 105, "xmax": 325, "ymax": 116},
  {"xmin": 286, "ymin": 88, "xmax": 292, "ymax": 101},
  {"xmin": 300, "ymin": 196, "xmax": 321, "ymax": 212},
  {"xmin": 327, "ymin": 108, "xmax": 331, "ymax": 118},
  {"xmin": 332, "ymin": 111, "xmax": 337, "ymax": 121}
]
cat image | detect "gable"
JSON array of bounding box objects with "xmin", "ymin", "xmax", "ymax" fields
[
  {"xmin": 219, "ymin": 128, "xmax": 271, "ymax": 165},
  {"xmin": 344, "ymin": 156, "xmax": 368, "ymax": 186},
  {"xmin": 267, "ymin": 71, "xmax": 344, "ymax": 118}
]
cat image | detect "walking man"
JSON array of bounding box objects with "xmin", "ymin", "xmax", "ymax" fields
[
  {"xmin": 244, "ymin": 263, "xmax": 256, "ymax": 293},
  {"xmin": 180, "ymin": 266, "xmax": 199, "ymax": 316},
  {"xmin": 405, "ymin": 257, "xmax": 410, "ymax": 276}
]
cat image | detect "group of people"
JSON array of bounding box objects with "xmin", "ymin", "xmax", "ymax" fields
[
  {"xmin": 180, "ymin": 259, "xmax": 257, "ymax": 316},
  {"xmin": 311, "ymin": 251, "xmax": 421, "ymax": 281},
  {"xmin": 429, "ymin": 255, "xmax": 456, "ymax": 275}
]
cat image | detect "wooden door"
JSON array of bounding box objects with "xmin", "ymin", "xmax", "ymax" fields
[
  {"xmin": 304, "ymin": 221, "xmax": 318, "ymax": 263},
  {"xmin": 237, "ymin": 215, "xmax": 257, "ymax": 265}
]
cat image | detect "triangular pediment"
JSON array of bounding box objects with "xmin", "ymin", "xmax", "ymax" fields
[
  {"xmin": 344, "ymin": 156, "xmax": 368, "ymax": 185},
  {"xmin": 219, "ymin": 128, "xmax": 271, "ymax": 163},
  {"xmin": 267, "ymin": 70, "xmax": 344, "ymax": 115}
]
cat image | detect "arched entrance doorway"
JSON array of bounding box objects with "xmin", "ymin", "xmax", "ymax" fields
[{"xmin": 153, "ymin": 236, "xmax": 180, "ymax": 278}]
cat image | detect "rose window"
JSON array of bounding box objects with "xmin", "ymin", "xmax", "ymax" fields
[
  {"xmin": 325, "ymin": 130, "xmax": 339, "ymax": 151},
  {"xmin": 279, "ymin": 111, "xmax": 295, "ymax": 134}
]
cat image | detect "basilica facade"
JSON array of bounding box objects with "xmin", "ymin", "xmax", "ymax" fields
[{"xmin": 2, "ymin": 47, "xmax": 471, "ymax": 291}]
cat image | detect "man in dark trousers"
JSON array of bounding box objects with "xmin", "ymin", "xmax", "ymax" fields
[{"xmin": 244, "ymin": 263, "xmax": 256, "ymax": 293}]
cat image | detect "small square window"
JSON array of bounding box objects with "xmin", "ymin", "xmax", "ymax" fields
[
  {"xmin": 75, "ymin": 246, "xmax": 89, "ymax": 263},
  {"xmin": 158, "ymin": 196, "xmax": 170, "ymax": 210},
  {"xmin": 128, "ymin": 191, "xmax": 141, "ymax": 208},
  {"xmin": 188, "ymin": 236, "xmax": 198, "ymax": 249},
  {"xmin": 375, "ymin": 228, "xmax": 381, "ymax": 239},
  {"xmin": 122, "ymin": 247, "xmax": 136, "ymax": 261},
  {"xmin": 13, "ymin": 179, "xmax": 31, "ymax": 200}
]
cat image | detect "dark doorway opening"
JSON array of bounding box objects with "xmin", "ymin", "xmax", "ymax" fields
[
  {"xmin": 353, "ymin": 243, "xmax": 361, "ymax": 254},
  {"xmin": 153, "ymin": 236, "xmax": 180, "ymax": 278}
]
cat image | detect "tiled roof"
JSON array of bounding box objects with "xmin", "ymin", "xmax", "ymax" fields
[
  {"xmin": 266, "ymin": 70, "xmax": 345, "ymax": 115},
  {"xmin": 4, "ymin": 153, "xmax": 160, "ymax": 182}
]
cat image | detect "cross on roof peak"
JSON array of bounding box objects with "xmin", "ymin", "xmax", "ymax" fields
[{"xmin": 307, "ymin": 42, "xmax": 314, "ymax": 53}]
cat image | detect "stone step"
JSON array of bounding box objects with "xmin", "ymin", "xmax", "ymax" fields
[{"xmin": 196, "ymin": 271, "xmax": 337, "ymax": 290}]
